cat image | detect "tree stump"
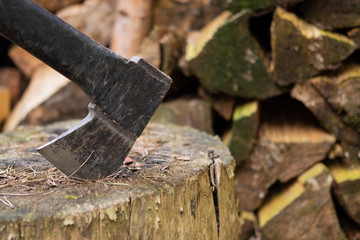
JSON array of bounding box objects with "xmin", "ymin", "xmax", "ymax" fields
[{"xmin": 0, "ymin": 122, "xmax": 239, "ymax": 239}]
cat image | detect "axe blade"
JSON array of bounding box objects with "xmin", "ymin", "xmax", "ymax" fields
[
  {"xmin": 0, "ymin": 0, "xmax": 172, "ymax": 179},
  {"xmin": 37, "ymin": 103, "xmax": 136, "ymax": 179}
]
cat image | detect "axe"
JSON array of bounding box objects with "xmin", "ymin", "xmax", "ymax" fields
[{"xmin": 0, "ymin": 0, "xmax": 172, "ymax": 179}]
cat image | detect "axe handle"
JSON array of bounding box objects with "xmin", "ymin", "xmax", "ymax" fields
[
  {"xmin": 0, "ymin": 0, "xmax": 171, "ymax": 137},
  {"xmin": 0, "ymin": 0, "xmax": 128, "ymax": 99}
]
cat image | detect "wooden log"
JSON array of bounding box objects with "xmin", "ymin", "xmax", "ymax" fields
[
  {"xmin": 153, "ymin": 0, "xmax": 222, "ymax": 31},
  {"xmin": 260, "ymin": 98, "xmax": 336, "ymax": 182},
  {"xmin": 22, "ymin": 82, "xmax": 89, "ymax": 126},
  {"xmin": 330, "ymin": 163, "xmax": 360, "ymax": 225},
  {"xmin": 348, "ymin": 28, "xmax": 360, "ymax": 48},
  {"xmin": 57, "ymin": 0, "xmax": 115, "ymax": 46},
  {"xmin": 221, "ymin": 0, "xmax": 303, "ymax": 13},
  {"xmin": 33, "ymin": 0, "xmax": 82, "ymax": 12},
  {"xmin": 0, "ymin": 123, "xmax": 240, "ymax": 239},
  {"xmin": 291, "ymin": 81, "xmax": 360, "ymax": 145},
  {"xmin": 223, "ymin": 101, "xmax": 259, "ymax": 165},
  {"xmin": 111, "ymin": 0, "xmax": 152, "ymax": 58},
  {"xmin": 0, "ymin": 67, "xmax": 21, "ymax": 105},
  {"xmin": 340, "ymin": 142, "xmax": 360, "ymax": 167},
  {"xmin": 270, "ymin": 7, "xmax": 357, "ymax": 86},
  {"xmin": 310, "ymin": 64, "xmax": 360, "ymax": 133},
  {"xmin": 136, "ymin": 26, "xmax": 184, "ymax": 75},
  {"xmin": 297, "ymin": 0, "xmax": 360, "ymax": 30},
  {"xmin": 4, "ymin": 66, "xmax": 69, "ymax": 132},
  {"xmin": 8, "ymin": 46, "xmax": 43, "ymax": 78},
  {"xmin": 151, "ymin": 97, "xmax": 213, "ymax": 134},
  {"xmin": 234, "ymin": 97, "xmax": 335, "ymax": 211},
  {"xmin": 186, "ymin": 10, "xmax": 284, "ymax": 99},
  {"xmin": 238, "ymin": 211, "xmax": 257, "ymax": 240},
  {"xmin": 0, "ymin": 87, "xmax": 10, "ymax": 124},
  {"xmin": 258, "ymin": 163, "xmax": 345, "ymax": 240},
  {"xmin": 198, "ymin": 87, "xmax": 235, "ymax": 121}
]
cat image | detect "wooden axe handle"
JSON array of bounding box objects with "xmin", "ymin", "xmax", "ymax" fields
[
  {"xmin": 0, "ymin": 0, "xmax": 131, "ymax": 94},
  {"xmin": 0, "ymin": 0, "xmax": 171, "ymax": 137}
]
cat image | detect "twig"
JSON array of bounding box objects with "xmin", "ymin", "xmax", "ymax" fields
[
  {"xmin": 0, "ymin": 193, "xmax": 35, "ymax": 196},
  {"xmin": 0, "ymin": 190, "xmax": 56, "ymax": 196},
  {"xmin": 69, "ymin": 150, "xmax": 94, "ymax": 177},
  {"xmin": 98, "ymin": 181, "xmax": 130, "ymax": 187},
  {"xmin": 0, "ymin": 196, "xmax": 14, "ymax": 208}
]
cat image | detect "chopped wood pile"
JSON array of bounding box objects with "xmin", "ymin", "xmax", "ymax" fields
[{"xmin": 0, "ymin": 0, "xmax": 359, "ymax": 239}]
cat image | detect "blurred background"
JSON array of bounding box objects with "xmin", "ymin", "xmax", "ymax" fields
[{"xmin": 0, "ymin": 0, "xmax": 360, "ymax": 239}]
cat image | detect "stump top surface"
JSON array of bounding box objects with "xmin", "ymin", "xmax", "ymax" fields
[{"xmin": 0, "ymin": 122, "xmax": 233, "ymax": 222}]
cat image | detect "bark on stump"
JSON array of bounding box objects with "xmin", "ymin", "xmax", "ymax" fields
[{"xmin": 0, "ymin": 123, "xmax": 239, "ymax": 239}]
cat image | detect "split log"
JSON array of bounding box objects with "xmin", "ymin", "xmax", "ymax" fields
[
  {"xmin": 330, "ymin": 163, "xmax": 360, "ymax": 225},
  {"xmin": 258, "ymin": 163, "xmax": 345, "ymax": 240},
  {"xmin": 153, "ymin": 0, "xmax": 222, "ymax": 31},
  {"xmin": 340, "ymin": 142, "xmax": 360, "ymax": 167},
  {"xmin": 57, "ymin": 0, "xmax": 116, "ymax": 46},
  {"xmin": 223, "ymin": 101, "xmax": 259, "ymax": 165},
  {"xmin": 291, "ymin": 81, "xmax": 360, "ymax": 145},
  {"xmin": 151, "ymin": 97, "xmax": 213, "ymax": 134},
  {"xmin": 348, "ymin": 28, "xmax": 360, "ymax": 47},
  {"xmin": 234, "ymin": 97, "xmax": 335, "ymax": 211},
  {"xmin": 310, "ymin": 64, "xmax": 360, "ymax": 133},
  {"xmin": 0, "ymin": 87, "xmax": 10, "ymax": 124},
  {"xmin": 297, "ymin": 0, "xmax": 360, "ymax": 30},
  {"xmin": 270, "ymin": 7, "xmax": 357, "ymax": 86},
  {"xmin": 0, "ymin": 123, "xmax": 240, "ymax": 239},
  {"xmin": 136, "ymin": 26, "xmax": 185, "ymax": 75},
  {"xmin": 198, "ymin": 87, "xmax": 235, "ymax": 121},
  {"xmin": 238, "ymin": 211, "xmax": 257, "ymax": 240},
  {"xmin": 4, "ymin": 66, "xmax": 69, "ymax": 132},
  {"xmin": 111, "ymin": 0, "xmax": 152, "ymax": 58},
  {"xmin": 8, "ymin": 46, "xmax": 43, "ymax": 78},
  {"xmin": 221, "ymin": 0, "xmax": 303, "ymax": 13},
  {"xmin": 186, "ymin": 10, "xmax": 284, "ymax": 99},
  {"xmin": 33, "ymin": 0, "xmax": 82, "ymax": 12},
  {"xmin": 22, "ymin": 82, "xmax": 89, "ymax": 126},
  {"xmin": 0, "ymin": 67, "xmax": 21, "ymax": 105}
]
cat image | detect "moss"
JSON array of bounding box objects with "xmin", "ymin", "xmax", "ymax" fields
[
  {"xmin": 226, "ymin": 101, "xmax": 258, "ymax": 164},
  {"xmin": 223, "ymin": 0, "xmax": 300, "ymax": 12},
  {"xmin": 187, "ymin": 10, "xmax": 283, "ymax": 98},
  {"xmin": 233, "ymin": 101, "xmax": 257, "ymax": 120}
]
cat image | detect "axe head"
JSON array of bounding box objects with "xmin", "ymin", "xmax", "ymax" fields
[
  {"xmin": 38, "ymin": 103, "xmax": 135, "ymax": 179},
  {"xmin": 38, "ymin": 57, "xmax": 172, "ymax": 179}
]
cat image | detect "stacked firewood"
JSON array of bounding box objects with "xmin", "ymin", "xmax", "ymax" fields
[{"xmin": 0, "ymin": 0, "xmax": 359, "ymax": 239}]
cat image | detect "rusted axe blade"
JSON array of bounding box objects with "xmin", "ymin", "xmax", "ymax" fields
[
  {"xmin": 0, "ymin": 0, "xmax": 172, "ymax": 179},
  {"xmin": 38, "ymin": 103, "xmax": 135, "ymax": 179}
]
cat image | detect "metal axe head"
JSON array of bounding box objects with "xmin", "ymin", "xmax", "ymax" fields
[{"xmin": 38, "ymin": 57, "xmax": 172, "ymax": 179}]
